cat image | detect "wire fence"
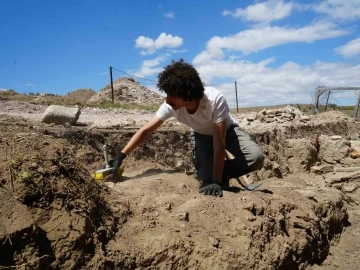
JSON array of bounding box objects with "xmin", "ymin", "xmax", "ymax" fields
[
  {"xmin": 315, "ymin": 89, "xmax": 360, "ymax": 118},
  {"xmin": 110, "ymin": 66, "xmax": 228, "ymax": 87},
  {"xmin": 109, "ymin": 66, "xmax": 360, "ymax": 117}
]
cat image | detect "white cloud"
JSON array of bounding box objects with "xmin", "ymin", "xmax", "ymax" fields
[
  {"xmin": 135, "ymin": 33, "xmax": 183, "ymax": 55},
  {"xmin": 26, "ymin": 83, "xmax": 35, "ymax": 87},
  {"xmin": 193, "ymin": 22, "xmax": 348, "ymax": 64},
  {"xmin": 312, "ymin": 0, "xmax": 360, "ymax": 20},
  {"xmin": 131, "ymin": 55, "xmax": 169, "ymax": 78},
  {"xmin": 165, "ymin": 12, "xmax": 175, "ymax": 18},
  {"xmin": 223, "ymin": 0, "xmax": 293, "ymax": 23},
  {"xmin": 168, "ymin": 49, "xmax": 188, "ymax": 54},
  {"xmin": 194, "ymin": 58, "xmax": 360, "ymax": 107},
  {"xmin": 335, "ymin": 37, "xmax": 360, "ymax": 57},
  {"xmin": 98, "ymin": 72, "xmax": 108, "ymax": 76}
]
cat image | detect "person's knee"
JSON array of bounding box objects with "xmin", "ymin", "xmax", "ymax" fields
[{"xmin": 248, "ymin": 148, "xmax": 265, "ymax": 171}]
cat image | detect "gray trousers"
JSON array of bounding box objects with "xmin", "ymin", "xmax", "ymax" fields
[{"xmin": 190, "ymin": 124, "xmax": 265, "ymax": 183}]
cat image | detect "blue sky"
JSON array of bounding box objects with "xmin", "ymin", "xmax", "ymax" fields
[{"xmin": 1, "ymin": 0, "xmax": 360, "ymax": 107}]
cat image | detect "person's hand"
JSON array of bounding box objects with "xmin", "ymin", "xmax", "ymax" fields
[
  {"xmin": 111, "ymin": 152, "xmax": 127, "ymax": 174},
  {"xmin": 199, "ymin": 182, "xmax": 223, "ymax": 197}
]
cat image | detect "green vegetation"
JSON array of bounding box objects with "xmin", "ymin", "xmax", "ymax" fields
[{"xmin": 92, "ymin": 101, "xmax": 160, "ymax": 111}]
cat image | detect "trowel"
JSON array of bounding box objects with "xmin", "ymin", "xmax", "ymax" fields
[
  {"xmin": 236, "ymin": 175, "xmax": 263, "ymax": 191},
  {"xmin": 93, "ymin": 144, "xmax": 124, "ymax": 181},
  {"xmin": 225, "ymin": 149, "xmax": 263, "ymax": 191}
]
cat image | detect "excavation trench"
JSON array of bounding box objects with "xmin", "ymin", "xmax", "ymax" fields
[{"xmin": 0, "ymin": 115, "xmax": 359, "ymax": 269}]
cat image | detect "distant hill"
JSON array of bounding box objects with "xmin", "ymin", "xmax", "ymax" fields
[
  {"xmin": 87, "ymin": 77, "xmax": 164, "ymax": 105},
  {"xmin": 65, "ymin": 88, "xmax": 96, "ymax": 103}
]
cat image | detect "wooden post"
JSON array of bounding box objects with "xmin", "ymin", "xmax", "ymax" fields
[
  {"xmin": 235, "ymin": 81, "xmax": 239, "ymax": 113},
  {"xmin": 110, "ymin": 66, "xmax": 114, "ymax": 104},
  {"xmin": 354, "ymin": 91, "xmax": 360, "ymax": 119}
]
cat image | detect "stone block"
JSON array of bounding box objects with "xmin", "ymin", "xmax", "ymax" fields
[
  {"xmin": 310, "ymin": 165, "xmax": 334, "ymax": 174},
  {"xmin": 41, "ymin": 105, "xmax": 81, "ymax": 125},
  {"xmin": 335, "ymin": 167, "xmax": 360, "ymax": 172},
  {"xmin": 325, "ymin": 171, "xmax": 360, "ymax": 184}
]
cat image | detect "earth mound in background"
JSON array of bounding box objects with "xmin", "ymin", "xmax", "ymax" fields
[
  {"xmin": 65, "ymin": 88, "xmax": 97, "ymax": 103},
  {"xmin": 87, "ymin": 77, "xmax": 165, "ymax": 105}
]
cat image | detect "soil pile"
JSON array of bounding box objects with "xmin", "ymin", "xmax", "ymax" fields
[
  {"xmin": 65, "ymin": 88, "xmax": 96, "ymax": 103},
  {"xmin": 312, "ymin": 110, "xmax": 351, "ymax": 120},
  {"xmin": 87, "ymin": 77, "xmax": 164, "ymax": 105},
  {"xmin": 0, "ymin": 127, "xmax": 130, "ymax": 269}
]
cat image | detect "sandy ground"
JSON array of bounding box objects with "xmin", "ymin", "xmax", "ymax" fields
[{"xmin": 0, "ymin": 99, "xmax": 359, "ymax": 270}]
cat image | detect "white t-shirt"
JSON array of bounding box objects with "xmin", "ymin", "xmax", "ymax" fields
[{"xmin": 156, "ymin": 87, "xmax": 237, "ymax": 135}]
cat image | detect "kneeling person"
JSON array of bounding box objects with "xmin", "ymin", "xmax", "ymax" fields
[{"xmin": 111, "ymin": 59, "xmax": 265, "ymax": 197}]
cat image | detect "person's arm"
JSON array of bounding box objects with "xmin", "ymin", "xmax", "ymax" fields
[
  {"xmin": 121, "ymin": 115, "xmax": 164, "ymax": 155},
  {"xmin": 212, "ymin": 118, "xmax": 227, "ymax": 183},
  {"xmin": 111, "ymin": 115, "xmax": 164, "ymax": 173}
]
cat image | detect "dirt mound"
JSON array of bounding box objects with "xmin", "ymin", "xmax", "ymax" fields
[
  {"xmin": 0, "ymin": 127, "xmax": 130, "ymax": 269},
  {"xmin": 87, "ymin": 77, "xmax": 164, "ymax": 105},
  {"xmin": 65, "ymin": 88, "xmax": 96, "ymax": 104},
  {"xmin": 314, "ymin": 110, "xmax": 351, "ymax": 120},
  {"xmin": 0, "ymin": 89, "xmax": 18, "ymax": 96}
]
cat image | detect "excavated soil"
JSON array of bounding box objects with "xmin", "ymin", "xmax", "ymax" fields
[{"xmin": 0, "ymin": 99, "xmax": 360, "ymax": 270}]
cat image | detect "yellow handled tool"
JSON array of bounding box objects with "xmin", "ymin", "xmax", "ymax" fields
[{"xmin": 93, "ymin": 145, "xmax": 124, "ymax": 181}]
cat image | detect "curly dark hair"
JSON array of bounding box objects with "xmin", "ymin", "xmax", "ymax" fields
[{"xmin": 157, "ymin": 59, "xmax": 204, "ymax": 101}]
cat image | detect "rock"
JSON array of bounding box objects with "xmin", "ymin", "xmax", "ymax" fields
[
  {"xmin": 257, "ymin": 113, "xmax": 265, "ymax": 122},
  {"xmin": 177, "ymin": 211, "xmax": 189, "ymax": 222},
  {"xmin": 350, "ymin": 140, "xmax": 360, "ymax": 152},
  {"xmin": 289, "ymin": 210, "xmax": 311, "ymax": 230},
  {"xmin": 300, "ymin": 115, "xmax": 310, "ymax": 121},
  {"xmin": 286, "ymin": 139, "xmax": 318, "ymax": 172},
  {"xmin": 244, "ymin": 202, "xmax": 254, "ymax": 212},
  {"xmin": 282, "ymin": 113, "xmax": 293, "ymax": 118},
  {"xmin": 318, "ymin": 135, "xmax": 351, "ymax": 164},
  {"xmin": 335, "ymin": 166, "xmax": 360, "ymax": 172},
  {"xmin": 41, "ymin": 105, "xmax": 81, "ymax": 125},
  {"xmin": 174, "ymin": 159, "xmax": 186, "ymax": 171},
  {"xmin": 165, "ymin": 202, "xmax": 173, "ymax": 211},
  {"xmin": 273, "ymin": 162, "xmax": 280, "ymax": 169},
  {"xmin": 349, "ymin": 150, "xmax": 360, "ymax": 159},
  {"xmin": 209, "ymin": 236, "xmax": 220, "ymax": 248},
  {"xmin": 342, "ymin": 183, "xmax": 358, "ymax": 193},
  {"xmin": 310, "ymin": 165, "xmax": 334, "ymax": 174},
  {"xmin": 258, "ymin": 109, "xmax": 266, "ymax": 115},
  {"xmin": 325, "ymin": 171, "xmax": 360, "ymax": 185}
]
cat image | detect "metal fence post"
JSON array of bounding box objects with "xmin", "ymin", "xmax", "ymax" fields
[{"xmin": 110, "ymin": 66, "xmax": 114, "ymax": 104}]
